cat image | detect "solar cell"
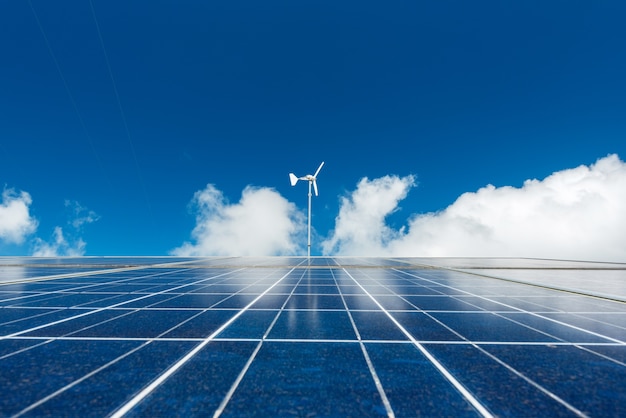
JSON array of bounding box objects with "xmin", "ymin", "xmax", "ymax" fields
[{"xmin": 0, "ymin": 257, "xmax": 625, "ymax": 416}]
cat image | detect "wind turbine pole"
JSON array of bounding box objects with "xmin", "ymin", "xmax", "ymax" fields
[
  {"xmin": 289, "ymin": 161, "xmax": 324, "ymax": 259},
  {"xmin": 307, "ymin": 180, "xmax": 312, "ymax": 258}
]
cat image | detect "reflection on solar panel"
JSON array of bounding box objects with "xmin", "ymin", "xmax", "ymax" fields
[{"xmin": 1, "ymin": 257, "xmax": 625, "ymax": 416}]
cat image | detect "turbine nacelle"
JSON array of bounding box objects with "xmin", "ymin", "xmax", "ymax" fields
[{"xmin": 289, "ymin": 162, "xmax": 324, "ymax": 196}]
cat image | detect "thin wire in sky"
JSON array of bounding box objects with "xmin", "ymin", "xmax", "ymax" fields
[
  {"xmin": 27, "ymin": 0, "xmax": 113, "ymax": 190},
  {"xmin": 88, "ymin": 0, "xmax": 152, "ymax": 213}
]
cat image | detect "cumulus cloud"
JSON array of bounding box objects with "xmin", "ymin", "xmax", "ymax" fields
[
  {"xmin": 322, "ymin": 154, "xmax": 626, "ymax": 262},
  {"xmin": 30, "ymin": 200, "xmax": 98, "ymax": 257},
  {"xmin": 65, "ymin": 200, "xmax": 100, "ymax": 229},
  {"xmin": 0, "ymin": 188, "xmax": 38, "ymax": 244},
  {"xmin": 32, "ymin": 226, "xmax": 86, "ymax": 257},
  {"xmin": 172, "ymin": 184, "xmax": 306, "ymax": 256},
  {"xmin": 322, "ymin": 175, "xmax": 416, "ymax": 255}
]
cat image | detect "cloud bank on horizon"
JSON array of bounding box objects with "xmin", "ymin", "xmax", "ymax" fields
[
  {"xmin": 173, "ymin": 153, "xmax": 626, "ymax": 262},
  {"xmin": 323, "ymin": 154, "xmax": 626, "ymax": 262},
  {"xmin": 3, "ymin": 154, "xmax": 626, "ymax": 261}
]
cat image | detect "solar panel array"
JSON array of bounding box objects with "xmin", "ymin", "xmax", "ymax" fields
[{"xmin": 1, "ymin": 257, "xmax": 625, "ymax": 417}]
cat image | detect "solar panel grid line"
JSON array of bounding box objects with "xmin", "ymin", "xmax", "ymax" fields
[
  {"xmin": 0, "ymin": 260, "xmax": 200, "ymax": 285},
  {"xmin": 574, "ymin": 344, "xmax": 626, "ymax": 368},
  {"xmin": 240, "ymin": 338, "xmax": 366, "ymax": 344},
  {"xmin": 0, "ymin": 266, "xmax": 200, "ymax": 307},
  {"xmin": 0, "ymin": 290, "xmax": 72, "ymax": 306},
  {"xmin": 215, "ymin": 267, "xmax": 406, "ymax": 416},
  {"xmin": 213, "ymin": 339, "xmax": 264, "ymax": 418},
  {"xmin": 13, "ymin": 293, "xmax": 127, "ymax": 310},
  {"xmin": 497, "ymin": 312, "xmax": 615, "ymax": 345},
  {"xmin": 356, "ymin": 340, "xmax": 395, "ymax": 418},
  {"xmin": 132, "ymin": 273, "xmax": 302, "ymax": 417},
  {"xmin": 6, "ymin": 335, "xmax": 196, "ymax": 343},
  {"xmin": 417, "ymin": 341, "xmax": 624, "ymax": 347},
  {"xmin": 0, "ymin": 266, "xmax": 142, "ymax": 285},
  {"xmin": 398, "ymin": 269, "xmax": 626, "ymax": 345},
  {"xmin": 0, "ymin": 307, "xmax": 63, "ymax": 327},
  {"xmin": 37, "ymin": 308, "xmax": 139, "ymax": 339},
  {"xmin": 0, "ymin": 266, "xmax": 249, "ymax": 339},
  {"xmin": 329, "ymin": 267, "xmax": 395, "ymax": 417},
  {"xmin": 5, "ymin": 267, "xmax": 284, "ymax": 415},
  {"xmin": 1, "ymin": 258, "xmax": 625, "ymax": 416},
  {"xmin": 427, "ymin": 339, "xmax": 593, "ymax": 416},
  {"xmin": 401, "ymin": 269, "xmax": 577, "ymax": 317},
  {"xmin": 565, "ymin": 311, "xmax": 626, "ymax": 334},
  {"xmin": 503, "ymin": 312, "xmax": 625, "ymax": 345},
  {"xmin": 347, "ymin": 271, "xmax": 472, "ymax": 346},
  {"xmin": 0, "ymin": 338, "xmax": 51, "ymax": 361},
  {"xmin": 106, "ymin": 274, "xmax": 275, "ymax": 339},
  {"xmin": 451, "ymin": 266, "xmax": 626, "ymax": 303},
  {"xmin": 493, "ymin": 295, "xmax": 562, "ymax": 312},
  {"xmin": 3, "ymin": 296, "xmax": 164, "ymax": 339},
  {"xmin": 3, "ymin": 305, "xmax": 119, "ymax": 339},
  {"xmin": 466, "ymin": 343, "xmax": 590, "ymax": 417},
  {"xmin": 380, "ymin": 268, "xmax": 620, "ymax": 416},
  {"xmin": 109, "ymin": 264, "xmax": 303, "ymax": 418},
  {"xmin": 13, "ymin": 338, "xmax": 152, "ymax": 417},
  {"xmin": 213, "ymin": 267, "xmax": 311, "ymax": 417},
  {"xmin": 341, "ymin": 267, "xmax": 495, "ymax": 418},
  {"xmin": 356, "ymin": 271, "xmax": 616, "ymax": 417},
  {"xmin": 150, "ymin": 268, "xmax": 277, "ymax": 310}
]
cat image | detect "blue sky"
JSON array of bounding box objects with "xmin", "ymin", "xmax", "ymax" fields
[{"xmin": 1, "ymin": 1, "xmax": 626, "ymax": 260}]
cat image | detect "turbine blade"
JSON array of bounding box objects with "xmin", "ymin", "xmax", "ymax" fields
[
  {"xmin": 289, "ymin": 173, "xmax": 299, "ymax": 186},
  {"xmin": 313, "ymin": 180, "xmax": 318, "ymax": 196},
  {"xmin": 314, "ymin": 161, "xmax": 325, "ymax": 178}
]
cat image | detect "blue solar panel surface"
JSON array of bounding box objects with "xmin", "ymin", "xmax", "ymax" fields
[{"xmin": 1, "ymin": 257, "xmax": 625, "ymax": 417}]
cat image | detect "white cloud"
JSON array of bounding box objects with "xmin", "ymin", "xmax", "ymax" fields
[
  {"xmin": 322, "ymin": 175, "xmax": 416, "ymax": 255},
  {"xmin": 30, "ymin": 200, "xmax": 98, "ymax": 257},
  {"xmin": 65, "ymin": 200, "xmax": 100, "ymax": 229},
  {"xmin": 32, "ymin": 226, "xmax": 86, "ymax": 257},
  {"xmin": 172, "ymin": 184, "xmax": 306, "ymax": 256},
  {"xmin": 0, "ymin": 188, "xmax": 38, "ymax": 244},
  {"xmin": 322, "ymin": 154, "xmax": 626, "ymax": 262}
]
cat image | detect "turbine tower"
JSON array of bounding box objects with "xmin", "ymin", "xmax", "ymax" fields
[{"xmin": 289, "ymin": 162, "xmax": 324, "ymax": 258}]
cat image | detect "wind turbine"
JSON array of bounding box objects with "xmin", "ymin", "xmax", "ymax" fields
[{"xmin": 289, "ymin": 162, "xmax": 324, "ymax": 258}]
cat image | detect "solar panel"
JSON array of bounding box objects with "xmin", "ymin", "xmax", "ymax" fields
[{"xmin": 1, "ymin": 257, "xmax": 625, "ymax": 416}]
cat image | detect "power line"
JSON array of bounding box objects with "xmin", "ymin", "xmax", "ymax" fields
[
  {"xmin": 27, "ymin": 0, "xmax": 113, "ymax": 190},
  {"xmin": 88, "ymin": 0, "xmax": 152, "ymax": 213}
]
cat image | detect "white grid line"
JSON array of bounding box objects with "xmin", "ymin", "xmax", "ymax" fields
[
  {"xmin": 213, "ymin": 267, "xmax": 310, "ymax": 416},
  {"xmin": 110, "ymin": 264, "xmax": 304, "ymax": 418},
  {"xmin": 331, "ymin": 267, "xmax": 395, "ymax": 417},
  {"xmin": 342, "ymin": 268, "xmax": 494, "ymax": 418},
  {"xmin": 1, "ymin": 258, "xmax": 624, "ymax": 417}
]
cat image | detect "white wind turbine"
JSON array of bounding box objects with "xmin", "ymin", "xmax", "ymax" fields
[{"xmin": 289, "ymin": 161, "xmax": 324, "ymax": 258}]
